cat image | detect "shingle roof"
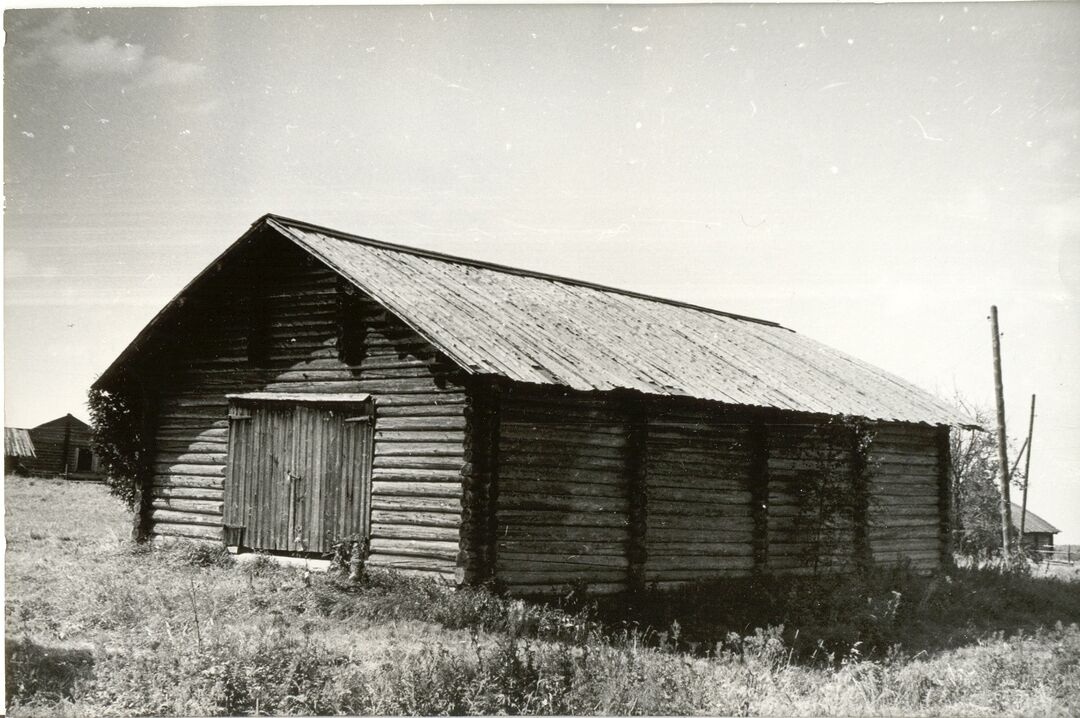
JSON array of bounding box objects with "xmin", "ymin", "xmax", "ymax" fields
[
  {"xmin": 1011, "ymin": 503, "xmax": 1060, "ymax": 535},
  {"xmin": 267, "ymin": 215, "xmax": 968, "ymax": 426},
  {"xmin": 5, "ymin": 428, "xmax": 36, "ymax": 458},
  {"xmin": 95, "ymin": 214, "xmax": 972, "ymax": 427}
]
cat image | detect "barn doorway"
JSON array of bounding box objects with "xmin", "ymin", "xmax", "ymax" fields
[
  {"xmin": 75, "ymin": 447, "xmax": 93, "ymax": 472},
  {"xmin": 222, "ymin": 393, "xmax": 373, "ymax": 556}
]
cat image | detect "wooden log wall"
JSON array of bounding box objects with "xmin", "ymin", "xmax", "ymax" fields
[
  {"xmin": 494, "ymin": 386, "xmax": 633, "ymax": 596},
  {"xmin": 488, "ymin": 384, "xmax": 949, "ymax": 593},
  {"xmin": 643, "ymin": 408, "xmax": 755, "ymax": 589},
  {"xmin": 766, "ymin": 423, "xmax": 857, "ymax": 575},
  {"xmin": 864, "ymin": 423, "xmax": 945, "ymax": 572},
  {"xmin": 143, "ymin": 235, "xmax": 467, "ymax": 581},
  {"xmin": 26, "ymin": 417, "xmax": 93, "ymax": 475}
]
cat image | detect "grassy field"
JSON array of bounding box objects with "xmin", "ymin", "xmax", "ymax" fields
[{"xmin": 5, "ymin": 475, "xmax": 1080, "ymax": 716}]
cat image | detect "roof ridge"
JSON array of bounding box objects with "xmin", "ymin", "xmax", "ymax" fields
[{"xmin": 260, "ymin": 213, "xmax": 787, "ymax": 330}]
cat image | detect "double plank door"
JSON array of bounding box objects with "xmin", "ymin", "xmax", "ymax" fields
[{"xmin": 223, "ymin": 395, "xmax": 373, "ymax": 554}]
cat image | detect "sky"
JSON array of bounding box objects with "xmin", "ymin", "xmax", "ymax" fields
[{"xmin": 4, "ymin": 4, "xmax": 1079, "ymax": 541}]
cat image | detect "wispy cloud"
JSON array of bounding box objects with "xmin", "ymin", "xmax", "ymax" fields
[{"xmin": 25, "ymin": 11, "xmax": 205, "ymax": 87}]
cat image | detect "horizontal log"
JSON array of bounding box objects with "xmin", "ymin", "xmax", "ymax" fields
[
  {"xmin": 152, "ymin": 475, "xmax": 225, "ymax": 490},
  {"xmin": 151, "ymin": 486, "xmax": 224, "ymax": 501},
  {"xmin": 162, "ymin": 397, "xmax": 228, "ymax": 409},
  {"xmin": 866, "ymin": 470, "xmax": 939, "ymax": 484},
  {"xmin": 646, "ymin": 486, "xmax": 752, "ymax": 505},
  {"xmin": 648, "ymin": 515, "xmax": 755, "ymax": 531},
  {"xmin": 153, "ymin": 463, "xmax": 225, "ymax": 477},
  {"xmin": 649, "ymin": 500, "xmax": 752, "ymax": 518},
  {"xmin": 497, "ymin": 493, "xmax": 630, "ymax": 514},
  {"xmin": 375, "ymin": 430, "xmax": 464, "ymax": 444},
  {"xmin": 371, "ymin": 523, "xmax": 460, "ymax": 542},
  {"xmin": 496, "ymin": 540, "xmax": 628, "ymax": 556},
  {"xmin": 867, "ymin": 507, "xmax": 939, "ymax": 519},
  {"xmin": 497, "ymin": 526, "xmax": 629, "ymax": 543},
  {"xmin": 496, "ymin": 510, "xmax": 629, "ymax": 529},
  {"xmin": 365, "ymin": 554, "xmax": 456, "ymax": 572},
  {"xmin": 645, "ymin": 556, "xmax": 755, "ymax": 571},
  {"xmin": 370, "ymin": 510, "xmax": 461, "ymax": 528},
  {"xmin": 374, "ymin": 442, "xmax": 466, "ymax": 457},
  {"xmin": 356, "ymin": 378, "xmax": 466, "ymax": 394},
  {"xmin": 500, "ymin": 420, "xmax": 625, "ymax": 437},
  {"xmin": 868, "ymin": 454, "xmax": 939, "ymax": 467},
  {"xmin": 868, "ymin": 486, "xmax": 940, "ymax": 499},
  {"xmin": 154, "ymin": 440, "xmax": 229, "ymax": 452},
  {"xmin": 157, "ymin": 418, "xmax": 230, "ymax": 430},
  {"xmin": 154, "ymin": 453, "xmax": 226, "ymax": 466},
  {"xmin": 157, "ymin": 406, "xmax": 230, "ymax": 419},
  {"xmin": 502, "ymin": 444, "xmax": 628, "ymax": 465},
  {"xmin": 646, "ymin": 443, "xmax": 747, "ymax": 460},
  {"xmin": 373, "ymin": 456, "xmax": 465, "ymax": 471},
  {"xmin": 646, "ymin": 474, "xmax": 750, "ymax": 492},
  {"xmin": 647, "ymin": 530, "xmax": 755, "ymax": 546},
  {"xmin": 496, "ymin": 553, "xmax": 630, "ymax": 569},
  {"xmin": 376, "ymin": 404, "xmax": 464, "ymax": 418},
  {"xmin": 372, "ymin": 481, "xmax": 462, "ymax": 498},
  {"xmin": 868, "ymin": 549, "xmax": 942, "ymax": 561},
  {"xmin": 502, "ymin": 453, "xmax": 625, "ymax": 472},
  {"xmin": 150, "ymin": 509, "xmax": 222, "ymax": 526},
  {"xmin": 499, "ymin": 465, "xmax": 626, "ymax": 485},
  {"xmin": 151, "ymin": 498, "xmax": 223, "ymax": 515},
  {"xmin": 373, "ymin": 392, "xmax": 467, "ymax": 407},
  {"xmin": 370, "ymin": 496, "xmax": 462, "ymax": 513},
  {"xmin": 371, "ymin": 467, "xmax": 462, "ymax": 482},
  {"xmin": 500, "ymin": 425, "xmax": 627, "ymax": 447},
  {"xmin": 368, "ymin": 538, "xmax": 460, "ymax": 560},
  {"xmin": 376, "ymin": 416, "xmax": 467, "ymax": 431},
  {"xmin": 151, "ymin": 523, "xmax": 223, "ymax": 540},
  {"xmin": 642, "ymin": 568, "xmax": 753, "ymax": 582},
  {"xmin": 500, "ymin": 478, "xmax": 627, "ymax": 500},
  {"xmin": 501, "ymin": 405, "xmax": 626, "ymax": 423},
  {"xmin": 647, "ymin": 543, "xmax": 753, "ymax": 558},
  {"xmin": 157, "ymin": 428, "xmax": 229, "ymax": 441},
  {"xmin": 869, "ymin": 539, "xmax": 942, "ymax": 552}
]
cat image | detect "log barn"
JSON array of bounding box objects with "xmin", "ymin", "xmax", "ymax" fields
[
  {"xmin": 93, "ymin": 214, "xmax": 967, "ymax": 595},
  {"xmin": 1011, "ymin": 503, "xmax": 1060, "ymax": 554},
  {"xmin": 23, "ymin": 414, "xmax": 103, "ymax": 479}
]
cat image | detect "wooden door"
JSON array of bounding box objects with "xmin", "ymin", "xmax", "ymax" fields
[{"xmin": 223, "ymin": 397, "xmax": 373, "ymax": 554}]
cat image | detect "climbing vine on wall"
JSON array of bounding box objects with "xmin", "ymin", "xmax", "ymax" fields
[
  {"xmin": 88, "ymin": 379, "xmax": 153, "ymax": 511},
  {"xmin": 794, "ymin": 415, "xmax": 876, "ymax": 576}
]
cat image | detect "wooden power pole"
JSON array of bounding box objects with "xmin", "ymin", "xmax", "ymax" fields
[
  {"xmin": 990, "ymin": 306, "xmax": 1013, "ymax": 559},
  {"xmin": 1019, "ymin": 394, "xmax": 1036, "ymax": 537}
]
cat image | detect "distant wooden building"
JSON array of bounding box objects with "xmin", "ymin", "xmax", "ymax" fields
[
  {"xmin": 24, "ymin": 414, "xmax": 102, "ymax": 479},
  {"xmin": 1011, "ymin": 503, "xmax": 1060, "ymax": 553},
  {"xmin": 5, "ymin": 427, "xmax": 37, "ymax": 475},
  {"xmin": 93, "ymin": 214, "xmax": 968, "ymax": 594}
]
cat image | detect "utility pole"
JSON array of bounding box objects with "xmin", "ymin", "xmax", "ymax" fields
[
  {"xmin": 990, "ymin": 306, "xmax": 1013, "ymax": 560},
  {"xmin": 1019, "ymin": 394, "xmax": 1036, "ymax": 538}
]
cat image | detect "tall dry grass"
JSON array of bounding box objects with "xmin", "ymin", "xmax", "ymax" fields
[{"xmin": 6, "ymin": 475, "xmax": 1080, "ymax": 716}]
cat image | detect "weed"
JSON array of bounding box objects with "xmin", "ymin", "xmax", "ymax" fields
[{"xmin": 6, "ymin": 476, "xmax": 1080, "ymax": 716}]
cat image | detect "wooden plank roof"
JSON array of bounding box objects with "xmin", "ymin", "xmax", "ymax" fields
[
  {"xmin": 5, "ymin": 428, "xmax": 36, "ymax": 458},
  {"xmin": 96, "ymin": 213, "xmax": 971, "ymax": 427},
  {"xmin": 268, "ymin": 215, "xmax": 968, "ymax": 426},
  {"xmin": 1011, "ymin": 503, "xmax": 1060, "ymax": 535}
]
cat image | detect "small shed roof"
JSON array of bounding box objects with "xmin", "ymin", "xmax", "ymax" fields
[
  {"xmin": 32, "ymin": 414, "xmax": 91, "ymax": 432},
  {"xmin": 5, "ymin": 428, "xmax": 36, "ymax": 458},
  {"xmin": 96, "ymin": 214, "xmax": 972, "ymax": 427},
  {"xmin": 1011, "ymin": 503, "xmax": 1060, "ymax": 535}
]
